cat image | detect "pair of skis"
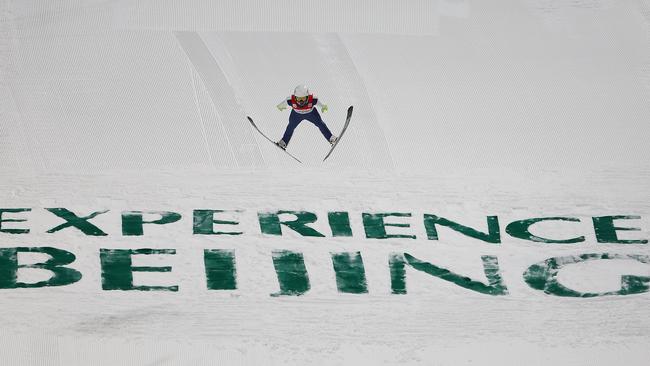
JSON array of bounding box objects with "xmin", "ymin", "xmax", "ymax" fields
[{"xmin": 247, "ymin": 106, "xmax": 353, "ymax": 163}]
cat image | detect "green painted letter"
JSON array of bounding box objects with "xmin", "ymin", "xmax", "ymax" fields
[
  {"xmin": 331, "ymin": 252, "xmax": 368, "ymax": 294},
  {"xmin": 592, "ymin": 216, "xmax": 648, "ymax": 244},
  {"xmin": 204, "ymin": 249, "xmax": 237, "ymax": 290},
  {"xmin": 0, "ymin": 208, "xmax": 31, "ymax": 234},
  {"xmin": 46, "ymin": 208, "xmax": 109, "ymax": 236},
  {"xmin": 328, "ymin": 212, "xmax": 353, "ymax": 237},
  {"xmin": 524, "ymin": 253, "xmax": 650, "ymax": 297},
  {"xmin": 363, "ymin": 212, "xmax": 416, "ymax": 239},
  {"xmin": 423, "ymin": 215, "xmax": 501, "ymax": 243},
  {"xmin": 121, "ymin": 211, "xmax": 182, "ymax": 236},
  {"xmin": 389, "ymin": 253, "xmax": 407, "ymax": 294},
  {"xmin": 194, "ymin": 210, "xmax": 242, "ymax": 235},
  {"xmin": 0, "ymin": 247, "xmax": 81, "ymax": 288},
  {"xmin": 271, "ymin": 250, "xmax": 310, "ymax": 296},
  {"xmin": 100, "ymin": 249, "xmax": 178, "ymax": 291},
  {"xmin": 506, "ymin": 217, "xmax": 585, "ymax": 244},
  {"xmin": 389, "ymin": 253, "xmax": 508, "ymax": 295},
  {"xmin": 259, "ymin": 211, "xmax": 325, "ymax": 237}
]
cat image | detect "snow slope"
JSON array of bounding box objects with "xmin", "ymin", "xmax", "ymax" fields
[{"xmin": 1, "ymin": 1, "xmax": 649, "ymax": 365}]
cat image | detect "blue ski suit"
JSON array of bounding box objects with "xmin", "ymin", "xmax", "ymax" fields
[{"xmin": 279, "ymin": 96, "xmax": 333, "ymax": 145}]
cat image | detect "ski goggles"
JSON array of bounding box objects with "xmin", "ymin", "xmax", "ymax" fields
[{"xmin": 295, "ymin": 96, "xmax": 308, "ymax": 103}]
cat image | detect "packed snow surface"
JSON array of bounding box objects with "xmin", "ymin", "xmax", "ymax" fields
[{"xmin": 1, "ymin": 1, "xmax": 649, "ymax": 365}]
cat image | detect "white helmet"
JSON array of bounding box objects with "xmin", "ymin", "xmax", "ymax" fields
[{"xmin": 294, "ymin": 84, "xmax": 309, "ymax": 97}]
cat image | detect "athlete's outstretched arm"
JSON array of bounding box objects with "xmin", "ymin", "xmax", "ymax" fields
[
  {"xmin": 277, "ymin": 96, "xmax": 291, "ymax": 111},
  {"xmin": 315, "ymin": 98, "xmax": 328, "ymax": 113}
]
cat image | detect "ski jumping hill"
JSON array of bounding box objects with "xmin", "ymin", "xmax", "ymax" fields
[{"xmin": 1, "ymin": 1, "xmax": 649, "ymax": 365}]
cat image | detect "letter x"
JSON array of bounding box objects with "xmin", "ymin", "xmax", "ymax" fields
[{"xmin": 46, "ymin": 208, "xmax": 109, "ymax": 236}]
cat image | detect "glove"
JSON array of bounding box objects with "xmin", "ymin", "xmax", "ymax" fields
[
  {"xmin": 277, "ymin": 104, "xmax": 287, "ymax": 111},
  {"xmin": 321, "ymin": 104, "xmax": 328, "ymax": 113}
]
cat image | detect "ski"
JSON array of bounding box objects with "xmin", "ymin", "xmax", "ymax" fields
[
  {"xmin": 323, "ymin": 105, "xmax": 354, "ymax": 162},
  {"xmin": 247, "ymin": 116, "xmax": 302, "ymax": 163}
]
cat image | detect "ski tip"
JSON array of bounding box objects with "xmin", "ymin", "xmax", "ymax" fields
[{"xmin": 348, "ymin": 105, "xmax": 353, "ymax": 112}]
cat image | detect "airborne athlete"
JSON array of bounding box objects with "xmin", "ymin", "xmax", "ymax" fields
[{"xmin": 276, "ymin": 84, "xmax": 338, "ymax": 149}]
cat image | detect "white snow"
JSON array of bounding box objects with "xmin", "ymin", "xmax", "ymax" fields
[{"xmin": 1, "ymin": 0, "xmax": 649, "ymax": 365}]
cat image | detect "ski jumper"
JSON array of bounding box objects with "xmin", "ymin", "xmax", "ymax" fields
[{"xmin": 278, "ymin": 95, "xmax": 333, "ymax": 145}]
